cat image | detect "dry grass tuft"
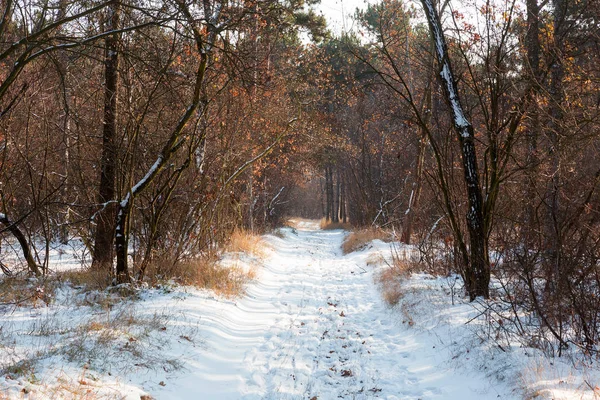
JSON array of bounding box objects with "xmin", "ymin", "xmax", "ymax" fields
[
  {"xmin": 2, "ymin": 371, "xmax": 128, "ymax": 399},
  {"xmin": 342, "ymin": 228, "xmax": 392, "ymax": 254},
  {"xmin": 161, "ymin": 255, "xmax": 255, "ymax": 298},
  {"xmin": 192, "ymin": 257, "xmax": 256, "ymax": 298},
  {"xmin": 57, "ymin": 268, "xmax": 112, "ymax": 291},
  {"xmin": 320, "ymin": 218, "xmax": 352, "ymax": 230},
  {"xmin": 227, "ymin": 229, "xmax": 266, "ymax": 257},
  {"xmin": 366, "ymin": 253, "xmax": 385, "ymax": 266},
  {"xmin": 143, "ymin": 231, "xmax": 261, "ymax": 298},
  {"xmin": 375, "ymin": 262, "xmax": 411, "ymax": 307},
  {"xmin": 0, "ymin": 276, "xmax": 58, "ymax": 307},
  {"xmin": 63, "ymin": 306, "xmax": 172, "ymax": 365},
  {"xmin": 0, "ymin": 269, "xmax": 123, "ymax": 307}
]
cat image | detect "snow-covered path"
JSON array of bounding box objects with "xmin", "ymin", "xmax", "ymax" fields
[
  {"xmin": 241, "ymin": 225, "xmax": 410, "ymax": 399},
  {"xmin": 157, "ymin": 222, "xmax": 513, "ymax": 399}
]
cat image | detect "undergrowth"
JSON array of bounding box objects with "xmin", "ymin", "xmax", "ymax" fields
[
  {"xmin": 227, "ymin": 229, "xmax": 267, "ymax": 258},
  {"xmin": 175, "ymin": 256, "xmax": 256, "ymax": 298},
  {"xmin": 342, "ymin": 228, "xmax": 392, "ymax": 254},
  {"xmin": 375, "ymin": 258, "xmax": 414, "ymax": 307},
  {"xmin": 319, "ymin": 218, "xmax": 352, "ymax": 231}
]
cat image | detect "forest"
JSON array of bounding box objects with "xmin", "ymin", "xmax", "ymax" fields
[{"xmin": 1, "ymin": 0, "xmax": 600, "ymax": 394}]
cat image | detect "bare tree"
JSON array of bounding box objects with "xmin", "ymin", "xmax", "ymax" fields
[{"xmin": 420, "ymin": 0, "xmax": 489, "ymax": 299}]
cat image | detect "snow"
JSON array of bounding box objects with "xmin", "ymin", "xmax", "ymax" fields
[
  {"xmin": 1, "ymin": 222, "xmax": 599, "ymax": 399},
  {"xmin": 441, "ymin": 65, "xmax": 471, "ymax": 131},
  {"xmin": 121, "ymin": 155, "xmax": 164, "ymax": 209},
  {"xmin": 422, "ymin": 0, "xmax": 471, "ymax": 134},
  {"xmin": 0, "ymin": 237, "xmax": 89, "ymax": 274}
]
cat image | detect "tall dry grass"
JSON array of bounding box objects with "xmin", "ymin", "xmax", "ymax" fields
[
  {"xmin": 227, "ymin": 229, "xmax": 267, "ymax": 257},
  {"xmin": 375, "ymin": 260, "xmax": 412, "ymax": 307},
  {"xmin": 342, "ymin": 228, "xmax": 392, "ymax": 254},
  {"xmin": 144, "ymin": 253, "xmax": 255, "ymax": 298},
  {"xmin": 139, "ymin": 229, "xmax": 264, "ymax": 297},
  {"xmin": 0, "ymin": 276, "xmax": 61, "ymax": 307}
]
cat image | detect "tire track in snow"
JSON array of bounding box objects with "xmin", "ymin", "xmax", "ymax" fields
[{"xmin": 241, "ymin": 226, "xmax": 424, "ymax": 400}]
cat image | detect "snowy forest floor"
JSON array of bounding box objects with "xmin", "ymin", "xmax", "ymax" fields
[{"xmin": 1, "ymin": 220, "xmax": 599, "ymax": 399}]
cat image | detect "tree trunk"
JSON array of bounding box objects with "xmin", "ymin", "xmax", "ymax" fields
[
  {"xmin": 546, "ymin": 0, "xmax": 566, "ymax": 290},
  {"xmin": 328, "ymin": 167, "xmax": 335, "ymax": 222},
  {"xmin": 524, "ymin": 0, "xmax": 541, "ymax": 246},
  {"xmin": 401, "ymin": 131, "xmax": 426, "ymax": 244},
  {"xmin": 402, "ymin": 41, "xmax": 434, "ymax": 244},
  {"xmin": 248, "ymin": 171, "xmax": 255, "ymax": 231},
  {"xmin": 421, "ymin": 0, "xmax": 489, "ymax": 299},
  {"xmin": 341, "ymin": 168, "xmax": 347, "ymax": 223},
  {"xmin": 325, "ymin": 166, "xmax": 331, "ymax": 221},
  {"xmin": 320, "ymin": 177, "xmax": 326, "ymax": 218},
  {"xmin": 93, "ymin": 0, "xmax": 120, "ymax": 272},
  {"xmin": 0, "ymin": 213, "xmax": 41, "ymax": 276},
  {"xmin": 114, "ymin": 0, "xmax": 216, "ymax": 283},
  {"xmin": 334, "ymin": 167, "xmax": 340, "ymax": 223}
]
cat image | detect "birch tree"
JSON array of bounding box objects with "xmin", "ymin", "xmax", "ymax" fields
[
  {"xmin": 113, "ymin": 0, "xmax": 222, "ymax": 282},
  {"xmin": 420, "ymin": 0, "xmax": 489, "ymax": 299}
]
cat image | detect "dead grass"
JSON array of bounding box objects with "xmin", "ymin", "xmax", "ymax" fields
[
  {"xmin": 192, "ymin": 258, "xmax": 256, "ymax": 298},
  {"xmin": 227, "ymin": 229, "xmax": 266, "ymax": 258},
  {"xmin": 1, "ymin": 293, "xmax": 177, "ymax": 380},
  {"xmin": 0, "ymin": 269, "xmax": 137, "ymax": 310},
  {"xmin": 57, "ymin": 268, "xmax": 112, "ymax": 291},
  {"xmin": 3, "ymin": 370, "xmax": 145, "ymax": 400},
  {"xmin": 2, "ymin": 358, "xmax": 37, "ymax": 379},
  {"xmin": 159, "ymin": 255, "xmax": 256, "ymax": 298},
  {"xmin": 45, "ymin": 373, "xmax": 119, "ymax": 400},
  {"xmin": 375, "ymin": 261, "xmax": 411, "ymax": 307},
  {"xmin": 0, "ymin": 276, "xmax": 58, "ymax": 307},
  {"xmin": 142, "ymin": 231, "xmax": 261, "ymax": 298},
  {"xmin": 63, "ymin": 306, "xmax": 174, "ymax": 371},
  {"xmin": 320, "ymin": 218, "xmax": 352, "ymax": 231},
  {"xmin": 342, "ymin": 228, "xmax": 392, "ymax": 254}
]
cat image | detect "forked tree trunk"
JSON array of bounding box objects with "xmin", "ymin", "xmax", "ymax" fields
[
  {"xmin": 114, "ymin": 0, "xmax": 217, "ymax": 283},
  {"xmin": 421, "ymin": 0, "xmax": 489, "ymax": 299}
]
